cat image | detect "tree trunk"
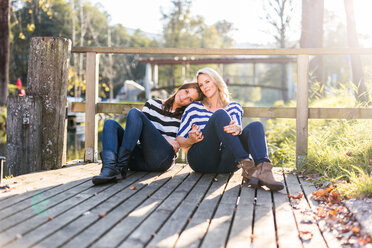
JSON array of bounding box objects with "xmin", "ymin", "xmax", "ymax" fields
[
  {"xmin": 0, "ymin": 0, "xmax": 10, "ymax": 106},
  {"xmin": 301, "ymin": 0, "xmax": 324, "ymax": 87},
  {"xmin": 344, "ymin": 0, "xmax": 369, "ymax": 103}
]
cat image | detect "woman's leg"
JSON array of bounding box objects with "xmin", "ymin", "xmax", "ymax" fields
[
  {"xmin": 239, "ymin": 121, "xmax": 271, "ymax": 165},
  {"xmin": 92, "ymin": 119, "xmax": 124, "ymax": 185},
  {"xmin": 240, "ymin": 121, "xmax": 283, "ymax": 191},
  {"xmin": 187, "ymin": 109, "xmax": 250, "ymax": 173},
  {"xmin": 119, "ymin": 108, "xmax": 175, "ymax": 172}
]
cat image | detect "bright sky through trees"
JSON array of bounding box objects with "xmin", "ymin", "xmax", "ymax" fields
[{"xmin": 90, "ymin": 0, "xmax": 371, "ymax": 46}]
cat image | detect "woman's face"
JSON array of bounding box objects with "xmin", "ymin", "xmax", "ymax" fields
[
  {"xmin": 174, "ymin": 87, "xmax": 200, "ymax": 107},
  {"xmin": 197, "ymin": 74, "xmax": 218, "ymax": 99}
]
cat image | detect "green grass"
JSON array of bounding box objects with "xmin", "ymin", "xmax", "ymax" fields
[{"xmin": 266, "ymin": 86, "xmax": 372, "ymax": 199}]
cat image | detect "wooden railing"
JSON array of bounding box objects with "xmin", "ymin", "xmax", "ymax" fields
[{"xmin": 70, "ymin": 47, "xmax": 372, "ymax": 166}]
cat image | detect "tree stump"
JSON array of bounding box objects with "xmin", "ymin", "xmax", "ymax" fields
[
  {"xmin": 26, "ymin": 37, "xmax": 71, "ymax": 171},
  {"xmin": 6, "ymin": 96, "xmax": 42, "ymax": 176}
]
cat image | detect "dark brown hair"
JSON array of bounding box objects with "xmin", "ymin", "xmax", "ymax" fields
[{"xmin": 162, "ymin": 82, "xmax": 203, "ymax": 119}]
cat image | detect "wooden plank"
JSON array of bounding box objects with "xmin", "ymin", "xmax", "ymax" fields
[
  {"xmin": 84, "ymin": 52, "xmax": 99, "ymax": 162},
  {"xmin": 296, "ymin": 55, "xmax": 309, "ymax": 167},
  {"xmin": 174, "ymin": 173, "xmax": 230, "ymax": 248},
  {"xmin": 120, "ymin": 170, "xmax": 203, "ymax": 248},
  {"xmin": 226, "ymin": 181, "xmax": 255, "ymax": 247},
  {"xmin": 35, "ymin": 171, "xmax": 155, "ymax": 248},
  {"xmin": 64, "ymin": 165, "xmax": 188, "ymax": 248},
  {"xmin": 251, "ymin": 189, "xmax": 276, "ymax": 248},
  {"xmin": 284, "ymin": 173, "xmax": 327, "ymax": 248},
  {"xmin": 0, "ymin": 178, "xmax": 89, "ymax": 221},
  {"xmin": 72, "ymin": 102, "xmax": 372, "ymax": 119},
  {"xmin": 1, "ymin": 171, "xmax": 147, "ymax": 247},
  {"xmin": 71, "ymin": 47, "xmax": 372, "ymax": 55},
  {"xmin": 146, "ymin": 174, "xmax": 215, "ymax": 248},
  {"xmin": 272, "ymin": 170, "xmax": 302, "ymax": 248},
  {"xmin": 299, "ymin": 177, "xmax": 343, "ymax": 248},
  {"xmin": 200, "ymin": 171, "xmax": 242, "ymax": 248},
  {"xmin": 0, "ymin": 180, "xmax": 93, "ymax": 233}
]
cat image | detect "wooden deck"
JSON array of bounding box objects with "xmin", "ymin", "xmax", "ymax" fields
[{"xmin": 0, "ymin": 163, "xmax": 341, "ymax": 248}]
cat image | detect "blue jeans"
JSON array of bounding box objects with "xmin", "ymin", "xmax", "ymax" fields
[
  {"xmin": 102, "ymin": 108, "xmax": 175, "ymax": 171},
  {"xmin": 187, "ymin": 109, "xmax": 270, "ymax": 173}
]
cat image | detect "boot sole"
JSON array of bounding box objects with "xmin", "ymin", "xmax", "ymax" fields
[
  {"xmin": 92, "ymin": 175, "xmax": 121, "ymax": 185},
  {"xmin": 259, "ymin": 180, "xmax": 284, "ymax": 191},
  {"xmin": 247, "ymin": 177, "xmax": 260, "ymax": 189}
]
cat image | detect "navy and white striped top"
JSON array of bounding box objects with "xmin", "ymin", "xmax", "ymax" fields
[
  {"xmin": 177, "ymin": 102, "xmax": 243, "ymax": 138},
  {"xmin": 142, "ymin": 99, "xmax": 181, "ymax": 140}
]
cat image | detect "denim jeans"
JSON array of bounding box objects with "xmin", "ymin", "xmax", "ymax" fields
[
  {"xmin": 187, "ymin": 109, "xmax": 270, "ymax": 173},
  {"xmin": 102, "ymin": 108, "xmax": 175, "ymax": 171}
]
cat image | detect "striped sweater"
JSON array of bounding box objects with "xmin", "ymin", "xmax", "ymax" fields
[
  {"xmin": 142, "ymin": 99, "xmax": 181, "ymax": 140},
  {"xmin": 177, "ymin": 101, "xmax": 243, "ymax": 138}
]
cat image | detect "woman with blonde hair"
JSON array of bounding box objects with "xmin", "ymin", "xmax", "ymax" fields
[
  {"xmin": 177, "ymin": 68, "xmax": 283, "ymax": 191},
  {"xmin": 92, "ymin": 82, "xmax": 203, "ymax": 185}
]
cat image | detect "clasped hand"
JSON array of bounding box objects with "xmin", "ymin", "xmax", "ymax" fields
[
  {"xmin": 188, "ymin": 124, "xmax": 204, "ymax": 144},
  {"xmin": 223, "ymin": 120, "xmax": 242, "ymax": 136}
]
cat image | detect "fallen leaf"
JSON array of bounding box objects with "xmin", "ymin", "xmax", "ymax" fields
[
  {"xmin": 317, "ymin": 206, "xmax": 326, "ymax": 218},
  {"xmin": 299, "ymin": 230, "xmax": 314, "ymax": 241},
  {"xmin": 48, "ymin": 217, "xmax": 53, "ymax": 221},
  {"xmin": 351, "ymin": 226, "xmax": 360, "ymax": 233},
  {"xmin": 288, "ymin": 192, "xmax": 304, "ymax": 199},
  {"xmin": 99, "ymin": 213, "xmax": 106, "ymax": 218},
  {"xmin": 130, "ymin": 186, "xmax": 137, "ymax": 190}
]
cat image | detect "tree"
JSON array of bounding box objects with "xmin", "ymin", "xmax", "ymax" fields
[
  {"xmin": 0, "ymin": 0, "xmax": 10, "ymax": 106},
  {"xmin": 263, "ymin": 0, "xmax": 294, "ymax": 102},
  {"xmin": 301, "ymin": 0, "xmax": 324, "ymax": 88},
  {"xmin": 344, "ymin": 0, "xmax": 369, "ymax": 103}
]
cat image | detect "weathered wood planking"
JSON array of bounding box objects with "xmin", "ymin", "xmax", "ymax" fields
[
  {"xmin": 0, "ymin": 164, "xmax": 343, "ymax": 248},
  {"xmin": 200, "ymin": 170, "xmax": 242, "ymax": 248},
  {"xmin": 65, "ymin": 165, "xmax": 187, "ymax": 248},
  {"xmin": 284, "ymin": 173, "xmax": 327, "ymax": 248},
  {"xmin": 175, "ymin": 173, "xmax": 230, "ymax": 248},
  {"xmin": 146, "ymin": 174, "xmax": 215, "ymax": 248},
  {"xmin": 272, "ymin": 170, "xmax": 303, "ymax": 248}
]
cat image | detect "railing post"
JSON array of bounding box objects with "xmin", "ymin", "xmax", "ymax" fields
[
  {"xmin": 85, "ymin": 52, "xmax": 99, "ymax": 162},
  {"xmin": 296, "ymin": 55, "xmax": 309, "ymax": 167},
  {"xmin": 144, "ymin": 63, "xmax": 152, "ymax": 99}
]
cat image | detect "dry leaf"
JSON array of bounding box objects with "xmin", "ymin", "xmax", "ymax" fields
[
  {"xmin": 288, "ymin": 192, "xmax": 304, "ymax": 199},
  {"xmin": 48, "ymin": 217, "xmax": 53, "ymax": 221},
  {"xmin": 130, "ymin": 186, "xmax": 137, "ymax": 190},
  {"xmin": 299, "ymin": 230, "xmax": 314, "ymax": 241},
  {"xmin": 99, "ymin": 213, "xmax": 106, "ymax": 218},
  {"xmin": 317, "ymin": 206, "xmax": 326, "ymax": 218},
  {"xmin": 351, "ymin": 226, "xmax": 360, "ymax": 233}
]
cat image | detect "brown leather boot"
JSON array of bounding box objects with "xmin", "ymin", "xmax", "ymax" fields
[
  {"xmin": 248, "ymin": 162, "xmax": 284, "ymax": 191},
  {"xmin": 237, "ymin": 159, "xmax": 255, "ymax": 182}
]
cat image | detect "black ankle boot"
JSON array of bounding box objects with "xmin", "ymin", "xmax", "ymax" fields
[
  {"xmin": 117, "ymin": 146, "xmax": 132, "ymax": 178},
  {"xmin": 92, "ymin": 150, "xmax": 122, "ymax": 185}
]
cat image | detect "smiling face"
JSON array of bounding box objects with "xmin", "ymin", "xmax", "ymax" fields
[
  {"xmin": 197, "ymin": 74, "xmax": 218, "ymax": 99},
  {"xmin": 173, "ymin": 87, "xmax": 200, "ymax": 108}
]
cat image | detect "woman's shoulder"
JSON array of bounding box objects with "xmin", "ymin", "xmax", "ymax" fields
[
  {"xmin": 227, "ymin": 101, "xmax": 242, "ymax": 108},
  {"xmin": 184, "ymin": 101, "xmax": 204, "ymax": 110},
  {"xmin": 146, "ymin": 98, "xmax": 163, "ymax": 107}
]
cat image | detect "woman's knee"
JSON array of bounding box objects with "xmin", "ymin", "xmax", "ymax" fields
[
  {"xmin": 248, "ymin": 121, "xmax": 264, "ymax": 131},
  {"xmin": 103, "ymin": 119, "xmax": 120, "ymax": 130},
  {"xmin": 211, "ymin": 109, "xmax": 230, "ymax": 122},
  {"xmin": 127, "ymin": 108, "xmax": 141, "ymax": 118}
]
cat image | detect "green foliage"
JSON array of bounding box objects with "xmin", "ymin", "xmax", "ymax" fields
[{"xmin": 267, "ymin": 87, "xmax": 372, "ymax": 198}]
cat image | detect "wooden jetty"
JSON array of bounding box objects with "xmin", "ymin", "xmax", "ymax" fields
[{"xmin": 0, "ymin": 163, "xmax": 341, "ymax": 248}]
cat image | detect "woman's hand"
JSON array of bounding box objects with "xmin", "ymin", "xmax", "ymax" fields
[
  {"xmin": 224, "ymin": 120, "xmax": 242, "ymax": 136},
  {"xmin": 188, "ymin": 124, "xmax": 204, "ymax": 144},
  {"xmin": 165, "ymin": 137, "xmax": 180, "ymax": 153}
]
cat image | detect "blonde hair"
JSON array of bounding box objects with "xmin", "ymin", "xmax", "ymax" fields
[{"xmin": 196, "ymin": 67, "xmax": 230, "ymax": 107}]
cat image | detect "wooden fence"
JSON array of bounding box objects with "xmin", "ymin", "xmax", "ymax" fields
[{"xmin": 70, "ymin": 47, "xmax": 372, "ymax": 166}]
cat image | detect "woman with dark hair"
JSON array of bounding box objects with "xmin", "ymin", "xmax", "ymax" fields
[
  {"xmin": 177, "ymin": 68, "xmax": 283, "ymax": 191},
  {"xmin": 92, "ymin": 82, "xmax": 203, "ymax": 185}
]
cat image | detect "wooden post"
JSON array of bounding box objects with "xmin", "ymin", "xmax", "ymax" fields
[
  {"xmin": 153, "ymin": 64, "xmax": 158, "ymax": 88},
  {"xmin": 296, "ymin": 55, "xmax": 309, "ymax": 167},
  {"xmin": 144, "ymin": 63, "xmax": 152, "ymax": 100},
  {"xmin": 0, "ymin": 156, "xmax": 5, "ymax": 184},
  {"xmin": 26, "ymin": 37, "xmax": 71, "ymax": 171},
  {"xmin": 6, "ymin": 96, "xmax": 42, "ymax": 176},
  {"xmin": 85, "ymin": 52, "xmax": 99, "ymax": 162}
]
